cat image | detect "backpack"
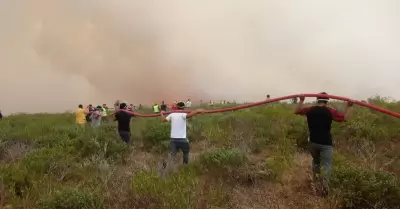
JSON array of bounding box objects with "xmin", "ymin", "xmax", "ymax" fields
[{"xmin": 86, "ymin": 113, "xmax": 92, "ymax": 122}]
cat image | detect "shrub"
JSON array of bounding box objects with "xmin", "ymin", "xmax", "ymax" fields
[
  {"xmin": 37, "ymin": 188, "xmax": 104, "ymax": 209},
  {"xmin": 141, "ymin": 121, "xmax": 170, "ymax": 152},
  {"xmin": 130, "ymin": 167, "xmax": 198, "ymax": 209},
  {"xmin": 330, "ymin": 165, "xmax": 400, "ymax": 209},
  {"xmin": 198, "ymin": 148, "xmax": 247, "ymax": 170}
]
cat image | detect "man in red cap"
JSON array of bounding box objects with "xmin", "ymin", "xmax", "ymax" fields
[{"xmin": 294, "ymin": 92, "xmax": 353, "ymax": 196}]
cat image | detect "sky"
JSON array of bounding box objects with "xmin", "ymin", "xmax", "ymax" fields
[{"xmin": 1, "ymin": 0, "xmax": 400, "ymax": 114}]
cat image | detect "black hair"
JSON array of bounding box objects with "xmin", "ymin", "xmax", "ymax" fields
[
  {"xmin": 119, "ymin": 103, "xmax": 127, "ymax": 109},
  {"xmin": 177, "ymin": 102, "xmax": 185, "ymax": 109},
  {"xmin": 78, "ymin": 104, "xmax": 83, "ymax": 108}
]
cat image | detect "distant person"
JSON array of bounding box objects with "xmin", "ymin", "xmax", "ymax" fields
[
  {"xmin": 0, "ymin": 110, "xmax": 3, "ymax": 120},
  {"xmin": 208, "ymin": 100, "xmax": 214, "ymax": 106},
  {"xmin": 295, "ymin": 92, "xmax": 353, "ymax": 196},
  {"xmin": 114, "ymin": 100, "xmax": 121, "ymax": 112},
  {"xmin": 161, "ymin": 101, "xmax": 167, "ymax": 111},
  {"xmin": 87, "ymin": 104, "xmax": 95, "ymax": 112},
  {"xmin": 266, "ymin": 94, "xmax": 270, "ymax": 100},
  {"xmin": 185, "ymin": 99, "xmax": 192, "ymax": 107},
  {"xmin": 160, "ymin": 101, "xmax": 204, "ymax": 166},
  {"xmin": 114, "ymin": 102, "xmax": 134, "ymax": 143},
  {"xmin": 292, "ymin": 97, "xmax": 298, "ymax": 104},
  {"xmin": 152, "ymin": 103, "xmax": 160, "ymax": 113},
  {"xmin": 102, "ymin": 104, "xmax": 109, "ymax": 110},
  {"xmin": 90, "ymin": 106, "xmax": 103, "ymax": 129},
  {"xmin": 75, "ymin": 104, "xmax": 87, "ymax": 127}
]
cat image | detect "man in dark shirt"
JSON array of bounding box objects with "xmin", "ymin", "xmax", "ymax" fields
[
  {"xmin": 114, "ymin": 102, "xmax": 134, "ymax": 143},
  {"xmin": 160, "ymin": 101, "xmax": 167, "ymax": 111},
  {"xmin": 295, "ymin": 92, "xmax": 352, "ymax": 194}
]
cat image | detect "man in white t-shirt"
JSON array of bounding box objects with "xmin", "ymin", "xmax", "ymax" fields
[{"xmin": 160, "ymin": 101, "xmax": 204, "ymax": 165}]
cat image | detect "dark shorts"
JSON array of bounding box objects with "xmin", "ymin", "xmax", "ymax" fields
[
  {"xmin": 118, "ymin": 131, "xmax": 131, "ymax": 143},
  {"xmin": 170, "ymin": 139, "xmax": 190, "ymax": 164}
]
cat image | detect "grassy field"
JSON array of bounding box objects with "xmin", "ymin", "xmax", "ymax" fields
[{"xmin": 0, "ymin": 97, "xmax": 400, "ymax": 209}]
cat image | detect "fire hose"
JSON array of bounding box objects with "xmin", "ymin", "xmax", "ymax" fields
[{"xmin": 106, "ymin": 93, "xmax": 400, "ymax": 119}]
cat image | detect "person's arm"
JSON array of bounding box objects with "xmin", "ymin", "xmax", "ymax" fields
[
  {"xmin": 160, "ymin": 111, "xmax": 170, "ymax": 122},
  {"xmin": 186, "ymin": 109, "xmax": 204, "ymax": 119},
  {"xmin": 127, "ymin": 109, "xmax": 136, "ymax": 117},
  {"xmin": 113, "ymin": 113, "xmax": 118, "ymax": 121},
  {"xmin": 343, "ymin": 101, "xmax": 353, "ymax": 120},
  {"xmin": 294, "ymin": 96, "xmax": 311, "ymax": 115},
  {"xmin": 331, "ymin": 101, "xmax": 353, "ymax": 122},
  {"xmin": 294, "ymin": 96, "xmax": 305, "ymax": 113}
]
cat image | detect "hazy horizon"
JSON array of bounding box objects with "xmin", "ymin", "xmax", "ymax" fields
[{"xmin": 1, "ymin": 0, "xmax": 400, "ymax": 114}]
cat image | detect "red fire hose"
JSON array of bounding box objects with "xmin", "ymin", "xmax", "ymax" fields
[{"xmin": 112, "ymin": 93, "xmax": 400, "ymax": 118}]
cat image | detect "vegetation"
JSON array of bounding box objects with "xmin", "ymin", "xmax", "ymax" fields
[{"xmin": 0, "ymin": 97, "xmax": 400, "ymax": 209}]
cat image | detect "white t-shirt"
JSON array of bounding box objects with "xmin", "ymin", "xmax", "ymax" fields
[{"xmin": 166, "ymin": 113, "xmax": 187, "ymax": 138}]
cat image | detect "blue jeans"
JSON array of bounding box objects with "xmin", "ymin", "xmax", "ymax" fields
[{"xmin": 308, "ymin": 142, "xmax": 333, "ymax": 188}]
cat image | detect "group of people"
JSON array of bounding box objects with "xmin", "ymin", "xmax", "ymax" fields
[
  {"xmin": 75, "ymin": 104, "xmax": 109, "ymax": 128},
  {"xmin": 75, "ymin": 92, "xmax": 353, "ymax": 196},
  {"xmin": 152, "ymin": 99, "xmax": 193, "ymax": 113}
]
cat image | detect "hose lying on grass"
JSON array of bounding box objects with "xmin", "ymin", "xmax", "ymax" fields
[{"xmin": 106, "ymin": 93, "xmax": 400, "ymax": 119}]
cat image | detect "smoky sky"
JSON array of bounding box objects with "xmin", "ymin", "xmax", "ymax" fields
[{"xmin": 1, "ymin": 0, "xmax": 400, "ymax": 114}]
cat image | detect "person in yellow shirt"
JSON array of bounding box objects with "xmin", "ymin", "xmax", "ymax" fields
[{"xmin": 75, "ymin": 104, "xmax": 87, "ymax": 128}]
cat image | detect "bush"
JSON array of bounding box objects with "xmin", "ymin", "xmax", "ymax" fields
[
  {"xmin": 37, "ymin": 188, "xmax": 104, "ymax": 209},
  {"xmin": 330, "ymin": 165, "xmax": 400, "ymax": 208},
  {"xmin": 130, "ymin": 168, "xmax": 198, "ymax": 209},
  {"xmin": 199, "ymin": 148, "xmax": 247, "ymax": 170},
  {"xmin": 141, "ymin": 121, "xmax": 170, "ymax": 152}
]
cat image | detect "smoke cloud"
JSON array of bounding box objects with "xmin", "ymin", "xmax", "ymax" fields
[{"xmin": 1, "ymin": 0, "xmax": 400, "ymax": 114}]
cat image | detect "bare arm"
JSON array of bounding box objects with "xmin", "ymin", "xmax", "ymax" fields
[
  {"xmin": 343, "ymin": 101, "xmax": 353, "ymax": 121},
  {"xmin": 186, "ymin": 109, "xmax": 205, "ymax": 119},
  {"xmin": 160, "ymin": 111, "xmax": 169, "ymax": 122},
  {"xmin": 294, "ymin": 96, "xmax": 305, "ymax": 114}
]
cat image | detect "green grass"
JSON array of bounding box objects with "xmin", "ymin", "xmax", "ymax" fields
[{"xmin": 0, "ymin": 97, "xmax": 399, "ymax": 209}]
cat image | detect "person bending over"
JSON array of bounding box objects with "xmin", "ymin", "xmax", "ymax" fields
[
  {"xmin": 295, "ymin": 92, "xmax": 353, "ymax": 195},
  {"xmin": 160, "ymin": 101, "xmax": 204, "ymax": 166},
  {"xmin": 114, "ymin": 102, "xmax": 134, "ymax": 143}
]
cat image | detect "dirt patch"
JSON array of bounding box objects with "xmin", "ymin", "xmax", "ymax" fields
[{"xmin": 0, "ymin": 139, "xmax": 34, "ymax": 163}]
